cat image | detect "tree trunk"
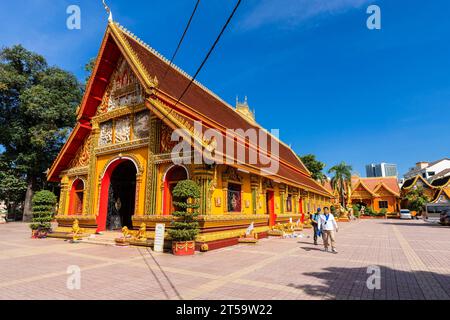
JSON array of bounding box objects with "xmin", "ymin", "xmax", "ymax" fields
[{"xmin": 22, "ymin": 177, "xmax": 35, "ymax": 222}]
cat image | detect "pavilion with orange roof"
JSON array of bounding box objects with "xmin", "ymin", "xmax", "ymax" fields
[{"xmin": 348, "ymin": 177, "xmax": 401, "ymax": 213}]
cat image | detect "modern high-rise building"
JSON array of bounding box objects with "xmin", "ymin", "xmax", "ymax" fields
[{"xmin": 366, "ymin": 163, "xmax": 398, "ymax": 177}]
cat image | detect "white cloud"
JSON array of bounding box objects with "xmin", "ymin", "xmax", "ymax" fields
[{"xmin": 240, "ymin": 0, "xmax": 372, "ymax": 30}]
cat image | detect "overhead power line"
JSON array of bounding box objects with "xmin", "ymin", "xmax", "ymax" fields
[
  {"xmin": 161, "ymin": 0, "xmax": 202, "ymax": 82},
  {"xmin": 159, "ymin": 0, "xmax": 242, "ymax": 122}
]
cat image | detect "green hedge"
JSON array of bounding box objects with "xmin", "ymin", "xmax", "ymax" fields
[
  {"xmin": 30, "ymin": 190, "xmax": 57, "ymax": 231},
  {"xmin": 168, "ymin": 180, "xmax": 200, "ymax": 242}
]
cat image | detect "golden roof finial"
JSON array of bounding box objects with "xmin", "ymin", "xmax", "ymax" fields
[{"xmin": 102, "ymin": 0, "xmax": 113, "ymax": 22}]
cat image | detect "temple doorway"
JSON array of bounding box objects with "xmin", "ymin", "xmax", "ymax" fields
[
  {"xmin": 105, "ymin": 161, "xmax": 137, "ymax": 230},
  {"xmin": 266, "ymin": 190, "xmax": 275, "ymax": 226}
]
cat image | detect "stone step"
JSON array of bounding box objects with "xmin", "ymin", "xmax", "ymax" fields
[{"xmin": 78, "ymin": 232, "xmax": 122, "ymax": 246}]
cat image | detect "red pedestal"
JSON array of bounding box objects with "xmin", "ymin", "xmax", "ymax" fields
[{"xmin": 172, "ymin": 241, "xmax": 196, "ymax": 256}]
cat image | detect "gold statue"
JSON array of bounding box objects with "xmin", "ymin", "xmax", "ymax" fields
[
  {"xmin": 121, "ymin": 226, "xmax": 132, "ymax": 238},
  {"xmin": 303, "ymin": 213, "xmax": 312, "ymax": 228},
  {"xmin": 134, "ymin": 222, "xmax": 147, "ymax": 241},
  {"xmin": 71, "ymin": 219, "xmax": 82, "ymax": 241}
]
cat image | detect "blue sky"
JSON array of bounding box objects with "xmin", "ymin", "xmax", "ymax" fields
[{"xmin": 1, "ymin": 0, "xmax": 449, "ymax": 176}]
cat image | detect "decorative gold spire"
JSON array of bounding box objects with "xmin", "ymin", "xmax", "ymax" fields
[
  {"xmin": 235, "ymin": 96, "xmax": 255, "ymax": 123},
  {"xmin": 102, "ymin": 0, "xmax": 113, "ymax": 22}
]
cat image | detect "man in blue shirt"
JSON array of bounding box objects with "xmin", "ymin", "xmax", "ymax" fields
[{"xmin": 311, "ymin": 208, "xmax": 321, "ymax": 245}]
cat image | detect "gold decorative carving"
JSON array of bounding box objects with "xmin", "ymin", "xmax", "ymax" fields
[
  {"xmin": 263, "ymin": 178, "xmax": 274, "ymax": 189},
  {"xmin": 223, "ymin": 166, "xmax": 241, "ymax": 182},
  {"xmin": 114, "ymin": 116, "xmax": 131, "ymax": 143},
  {"xmin": 160, "ymin": 123, "xmax": 177, "ymax": 153},
  {"xmin": 94, "ymin": 138, "xmax": 148, "ymax": 156},
  {"xmin": 99, "ymin": 121, "xmax": 113, "ymax": 146},
  {"xmin": 68, "ymin": 135, "xmax": 92, "ymax": 168},
  {"xmin": 133, "ymin": 110, "xmax": 150, "ymax": 139}
]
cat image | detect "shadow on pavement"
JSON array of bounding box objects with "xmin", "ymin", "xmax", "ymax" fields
[
  {"xmin": 300, "ymin": 246, "xmax": 323, "ymax": 252},
  {"xmin": 286, "ymin": 265, "xmax": 450, "ymax": 300}
]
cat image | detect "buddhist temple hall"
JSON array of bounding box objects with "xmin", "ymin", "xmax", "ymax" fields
[{"xmin": 47, "ymin": 20, "xmax": 333, "ymax": 250}]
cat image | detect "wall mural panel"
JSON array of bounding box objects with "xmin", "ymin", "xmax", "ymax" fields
[
  {"xmin": 133, "ymin": 111, "xmax": 150, "ymax": 139},
  {"xmin": 99, "ymin": 121, "xmax": 113, "ymax": 146},
  {"xmin": 115, "ymin": 116, "xmax": 131, "ymax": 143}
]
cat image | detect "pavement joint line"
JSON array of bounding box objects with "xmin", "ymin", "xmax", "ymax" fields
[
  {"xmin": 391, "ymin": 224, "xmax": 427, "ymax": 271},
  {"xmin": 181, "ymin": 246, "xmax": 302, "ymax": 300},
  {"xmin": 391, "ymin": 223, "xmax": 450, "ymax": 299},
  {"xmin": 0, "ymin": 240, "xmax": 33, "ymax": 249},
  {"xmin": 0, "ymin": 259, "xmax": 121, "ymax": 289},
  {"xmin": 231, "ymin": 278, "xmax": 305, "ymax": 294},
  {"xmin": 2, "ymin": 220, "xmax": 450, "ymax": 300},
  {"xmin": 59, "ymin": 250, "xmax": 221, "ymax": 280},
  {"xmin": 0, "ymin": 242, "xmax": 94, "ymax": 260}
]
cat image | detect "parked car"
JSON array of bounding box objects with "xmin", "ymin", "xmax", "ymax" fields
[
  {"xmin": 400, "ymin": 209, "xmax": 412, "ymax": 219},
  {"xmin": 439, "ymin": 209, "xmax": 450, "ymax": 226}
]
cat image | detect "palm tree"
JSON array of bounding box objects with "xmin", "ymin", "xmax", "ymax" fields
[{"xmin": 328, "ymin": 162, "xmax": 353, "ymax": 207}]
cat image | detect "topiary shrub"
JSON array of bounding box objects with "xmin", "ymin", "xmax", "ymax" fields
[
  {"xmin": 330, "ymin": 205, "xmax": 336, "ymax": 215},
  {"xmin": 364, "ymin": 206, "xmax": 375, "ymax": 216},
  {"xmin": 30, "ymin": 190, "xmax": 57, "ymax": 232},
  {"xmin": 352, "ymin": 204, "xmax": 361, "ymax": 217},
  {"xmin": 168, "ymin": 180, "xmax": 201, "ymax": 242}
]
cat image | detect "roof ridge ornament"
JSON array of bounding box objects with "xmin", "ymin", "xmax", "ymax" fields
[{"xmin": 102, "ymin": 0, "xmax": 113, "ymax": 22}]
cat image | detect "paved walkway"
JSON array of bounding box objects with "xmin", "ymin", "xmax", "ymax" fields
[{"xmin": 1, "ymin": 219, "xmax": 449, "ymax": 300}]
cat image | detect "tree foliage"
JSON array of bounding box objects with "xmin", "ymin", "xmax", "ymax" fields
[
  {"xmin": 328, "ymin": 161, "xmax": 353, "ymax": 206},
  {"xmin": 0, "ymin": 155, "xmax": 27, "ymax": 206},
  {"xmin": 168, "ymin": 180, "xmax": 201, "ymax": 242},
  {"xmin": 299, "ymin": 154, "xmax": 327, "ymax": 183},
  {"xmin": 0, "ymin": 45, "xmax": 82, "ymax": 219},
  {"xmin": 405, "ymin": 187, "xmax": 429, "ymax": 213}
]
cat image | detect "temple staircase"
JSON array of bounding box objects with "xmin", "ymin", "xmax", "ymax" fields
[{"xmin": 79, "ymin": 231, "xmax": 123, "ymax": 246}]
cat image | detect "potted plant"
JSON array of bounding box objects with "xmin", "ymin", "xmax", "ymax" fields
[
  {"xmin": 30, "ymin": 190, "xmax": 57, "ymax": 238},
  {"xmin": 168, "ymin": 180, "xmax": 200, "ymax": 256}
]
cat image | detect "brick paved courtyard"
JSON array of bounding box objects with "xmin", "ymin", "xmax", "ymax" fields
[{"xmin": 1, "ymin": 219, "xmax": 449, "ymax": 300}]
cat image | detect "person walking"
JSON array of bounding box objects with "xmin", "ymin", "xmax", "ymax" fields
[
  {"xmin": 310, "ymin": 208, "xmax": 321, "ymax": 245},
  {"xmin": 317, "ymin": 206, "xmax": 338, "ymax": 253}
]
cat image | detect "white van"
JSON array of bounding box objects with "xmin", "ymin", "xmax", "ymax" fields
[{"xmin": 400, "ymin": 209, "xmax": 412, "ymax": 219}]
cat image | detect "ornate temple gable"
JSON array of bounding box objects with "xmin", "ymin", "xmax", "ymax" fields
[
  {"xmin": 68, "ymin": 134, "xmax": 92, "ymax": 169},
  {"xmin": 374, "ymin": 184, "xmax": 397, "ymax": 197},
  {"xmin": 352, "ymin": 182, "xmax": 375, "ymax": 199},
  {"xmin": 403, "ymin": 175, "xmax": 433, "ymax": 191},
  {"xmin": 432, "ymin": 189, "xmax": 450, "ymax": 204},
  {"xmin": 97, "ymin": 57, "xmax": 145, "ymax": 115},
  {"xmin": 94, "ymin": 57, "xmax": 152, "ymax": 149}
]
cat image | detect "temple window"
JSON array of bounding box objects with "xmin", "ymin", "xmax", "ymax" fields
[
  {"xmin": 69, "ymin": 179, "xmax": 84, "ymax": 215},
  {"xmin": 163, "ymin": 165, "xmax": 188, "ymax": 215},
  {"xmin": 379, "ymin": 200, "xmax": 388, "ymax": 209},
  {"xmin": 227, "ymin": 183, "xmax": 242, "ymax": 212}
]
